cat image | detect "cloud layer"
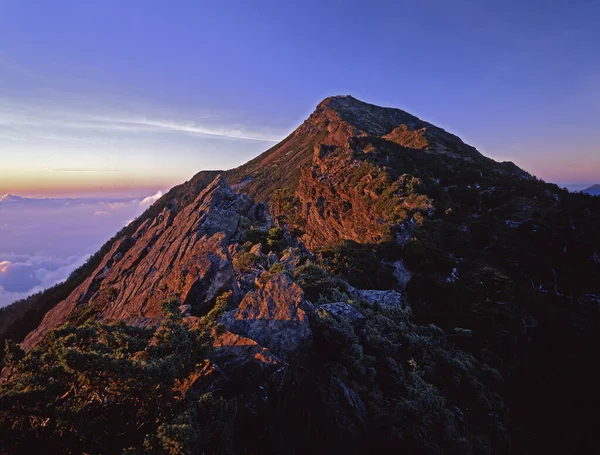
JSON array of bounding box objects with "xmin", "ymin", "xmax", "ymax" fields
[{"xmin": 0, "ymin": 191, "xmax": 161, "ymax": 307}]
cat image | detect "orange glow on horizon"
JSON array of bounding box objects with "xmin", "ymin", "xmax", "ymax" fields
[{"xmin": 0, "ymin": 169, "xmax": 183, "ymax": 198}]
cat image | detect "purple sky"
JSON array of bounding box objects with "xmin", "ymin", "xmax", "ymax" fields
[
  {"xmin": 0, "ymin": 0, "xmax": 598, "ymax": 306},
  {"xmin": 0, "ymin": 0, "xmax": 598, "ymax": 194}
]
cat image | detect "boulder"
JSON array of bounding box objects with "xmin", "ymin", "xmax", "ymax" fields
[
  {"xmin": 280, "ymin": 248, "xmax": 300, "ymax": 270},
  {"xmin": 352, "ymin": 288, "xmax": 403, "ymax": 308},
  {"xmin": 221, "ymin": 273, "xmax": 312, "ymax": 359},
  {"xmin": 320, "ymin": 302, "xmax": 365, "ymax": 324},
  {"xmin": 393, "ymin": 259, "xmax": 411, "ymax": 290},
  {"xmin": 249, "ymin": 243, "xmax": 263, "ymax": 257}
]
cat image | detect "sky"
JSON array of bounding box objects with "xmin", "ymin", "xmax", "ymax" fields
[
  {"xmin": 0, "ymin": 0, "xmax": 598, "ymax": 196},
  {"xmin": 0, "ymin": 0, "xmax": 598, "ymax": 306}
]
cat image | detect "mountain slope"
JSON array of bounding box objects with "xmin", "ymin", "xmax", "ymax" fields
[
  {"xmin": 3, "ymin": 96, "xmax": 600, "ymax": 454},
  {"xmin": 583, "ymin": 183, "xmax": 600, "ymax": 196},
  {"xmin": 225, "ymin": 95, "xmax": 524, "ymax": 202},
  {"xmin": 22, "ymin": 176, "xmax": 269, "ymax": 348}
]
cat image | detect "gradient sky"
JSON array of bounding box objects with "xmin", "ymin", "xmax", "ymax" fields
[{"xmin": 0, "ymin": 0, "xmax": 599, "ymax": 196}]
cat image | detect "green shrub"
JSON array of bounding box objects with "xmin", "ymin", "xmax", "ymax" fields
[
  {"xmin": 294, "ymin": 262, "xmax": 348, "ymax": 303},
  {"xmin": 233, "ymin": 252, "xmax": 259, "ymax": 272},
  {"xmin": 0, "ymin": 300, "xmax": 236, "ymax": 454},
  {"xmin": 266, "ymin": 226, "xmax": 285, "ymax": 251}
]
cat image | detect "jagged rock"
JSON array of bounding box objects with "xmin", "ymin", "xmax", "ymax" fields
[
  {"xmin": 211, "ymin": 329, "xmax": 283, "ymax": 378},
  {"xmin": 249, "ymin": 243, "xmax": 263, "ymax": 257},
  {"xmin": 204, "ymin": 328, "xmax": 286, "ymax": 413},
  {"xmin": 23, "ymin": 176, "xmax": 260, "ymax": 349},
  {"xmin": 320, "ymin": 302, "xmax": 365, "ymax": 324},
  {"xmin": 280, "ymin": 248, "xmax": 300, "ymax": 270},
  {"xmin": 178, "ymin": 304, "xmax": 192, "ymax": 316},
  {"xmin": 267, "ymin": 251, "xmax": 278, "ymax": 265},
  {"xmin": 351, "ymin": 288, "xmax": 403, "ymax": 308},
  {"xmin": 221, "ymin": 273, "xmax": 312, "ymax": 359},
  {"xmin": 393, "ymin": 259, "xmax": 411, "ymax": 290},
  {"xmin": 176, "ymin": 359, "xmax": 227, "ymax": 395}
]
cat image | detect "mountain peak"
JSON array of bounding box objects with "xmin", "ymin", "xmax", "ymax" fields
[
  {"xmin": 314, "ymin": 95, "xmax": 420, "ymax": 136},
  {"xmin": 225, "ymin": 96, "xmax": 518, "ymax": 202},
  {"xmin": 583, "ymin": 184, "xmax": 600, "ymax": 196}
]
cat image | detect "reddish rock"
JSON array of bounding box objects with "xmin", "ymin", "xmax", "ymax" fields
[
  {"xmin": 221, "ymin": 273, "xmax": 312, "ymax": 359},
  {"xmin": 23, "ymin": 176, "xmax": 263, "ymax": 349}
]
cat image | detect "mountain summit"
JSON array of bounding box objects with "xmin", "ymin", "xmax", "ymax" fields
[
  {"xmin": 583, "ymin": 183, "xmax": 600, "ymax": 196},
  {"xmin": 225, "ymin": 95, "xmax": 524, "ymax": 202},
  {"xmin": 2, "ymin": 96, "xmax": 600, "ymax": 454}
]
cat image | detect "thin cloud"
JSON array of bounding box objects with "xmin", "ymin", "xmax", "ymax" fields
[
  {"xmin": 0, "ymin": 102, "xmax": 283, "ymax": 143},
  {"xmin": 109, "ymin": 118, "xmax": 281, "ymax": 142}
]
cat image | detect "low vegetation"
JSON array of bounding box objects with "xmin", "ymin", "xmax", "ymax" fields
[{"xmin": 0, "ymin": 301, "xmax": 236, "ymax": 455}]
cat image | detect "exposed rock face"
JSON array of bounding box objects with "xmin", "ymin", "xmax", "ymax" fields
[
  {"xmin": 23, "ymin": 176, "xmax": 268, "ymax": 349},
  {"xmin": 221, "ymin": 273, "xmax": 312, "ymax": 359},
  {"xmin": 224, "ymin": 95, "xmax": 530, "ymax": 253},
  {"xmin": 225, "ymin": 95, "xmax": 506, "ymax": 204},
  {"xmin": 350, "ymin": 288, "xmax": 404, "ymax": 308},
  {"xmin": 296, "ymin": 142, "xmax": 394, "ymax": 249},
  {"xmin": 393, "ymin": 260, "xmax": 411, "ymax": 290},
  {"xmin": 320, "ymin": 302, "xmax": 365, "ymax": 324}
]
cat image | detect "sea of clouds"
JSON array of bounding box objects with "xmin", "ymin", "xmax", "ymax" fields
[{"xmin": 0, "ymin": 191, "xmax": 162, "ymax": 307}]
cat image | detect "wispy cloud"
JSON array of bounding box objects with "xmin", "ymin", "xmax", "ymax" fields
[
  {"xmin": 0, "ymin": 101, "xmax": 283, "ymax": 144},
  {"xmin": 105, "ymin": 118, "xmax": 282, "ymax": 142}
]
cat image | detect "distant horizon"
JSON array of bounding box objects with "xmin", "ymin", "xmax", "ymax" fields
[
  {"xmin": 2, "ymin": 0, "xmax": 599, "ymax": 195},
  {"xmin": 1, "ymin": 155, "xmax": 597, "ymax": 199},
  {"xmin": 1, "ymin": 166, "xmax": 598, "ymax": 199}
]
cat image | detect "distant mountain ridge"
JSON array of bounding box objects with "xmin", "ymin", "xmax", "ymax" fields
[
  {"xmin": 0, "ymin": 193, "xmax": 147, "ymax": 205},
  {"xmin": 583, "ymin": 184, "xmax": 600, "ymax": 195}
]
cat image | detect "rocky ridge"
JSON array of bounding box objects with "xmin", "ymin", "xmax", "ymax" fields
[{"xmin": 4, "ymin": 95, "xmax": 600, "ymax": 454}]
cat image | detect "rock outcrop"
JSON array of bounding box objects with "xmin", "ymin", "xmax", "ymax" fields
[
  {"xmin": 221, "ymin": 273, "xmax": 311, "ymax": 360},
  {"xmin": 350, "ymin": 287, "xmax": 404, "ymax": 309},
  {"xmin": 225, "ymin": 95, "xmax": 507, "ymax": 204},
  {"xmin": 23, "ymin": 176, "xmax": 269, "ymax": 349}
]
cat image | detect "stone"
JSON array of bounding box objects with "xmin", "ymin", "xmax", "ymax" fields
[
  {"xmin": 393, "ymin": 259, "xmax": 411, "ymax": 290},
  {"xmin": 249, "ymin": 243, "xmax": 263, "ymax": 257},
  {"xmin": 267, "ymin": 251, "xmax": 279, "ymax": 265},
  {"xmin": 178, "ymin": 304, "xmax": 192, "ymax": 316},
  {"xmin": 23, "ymin": 176, "xmax": 261, "ymax": 349},
  {"xmin": 352, "ymin": 289, "xmax": 403, "ymax": 308},
  {"xmin": 320, "ymin": 302, "xmax": 365, "ymax": 324},
  {"xmin": 221, "ymin": 273, "xmax": 312, "ymax": 359},
  {"xmin": 280, "ymin": 248, "xmax": 300, "ymax": 270}
]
